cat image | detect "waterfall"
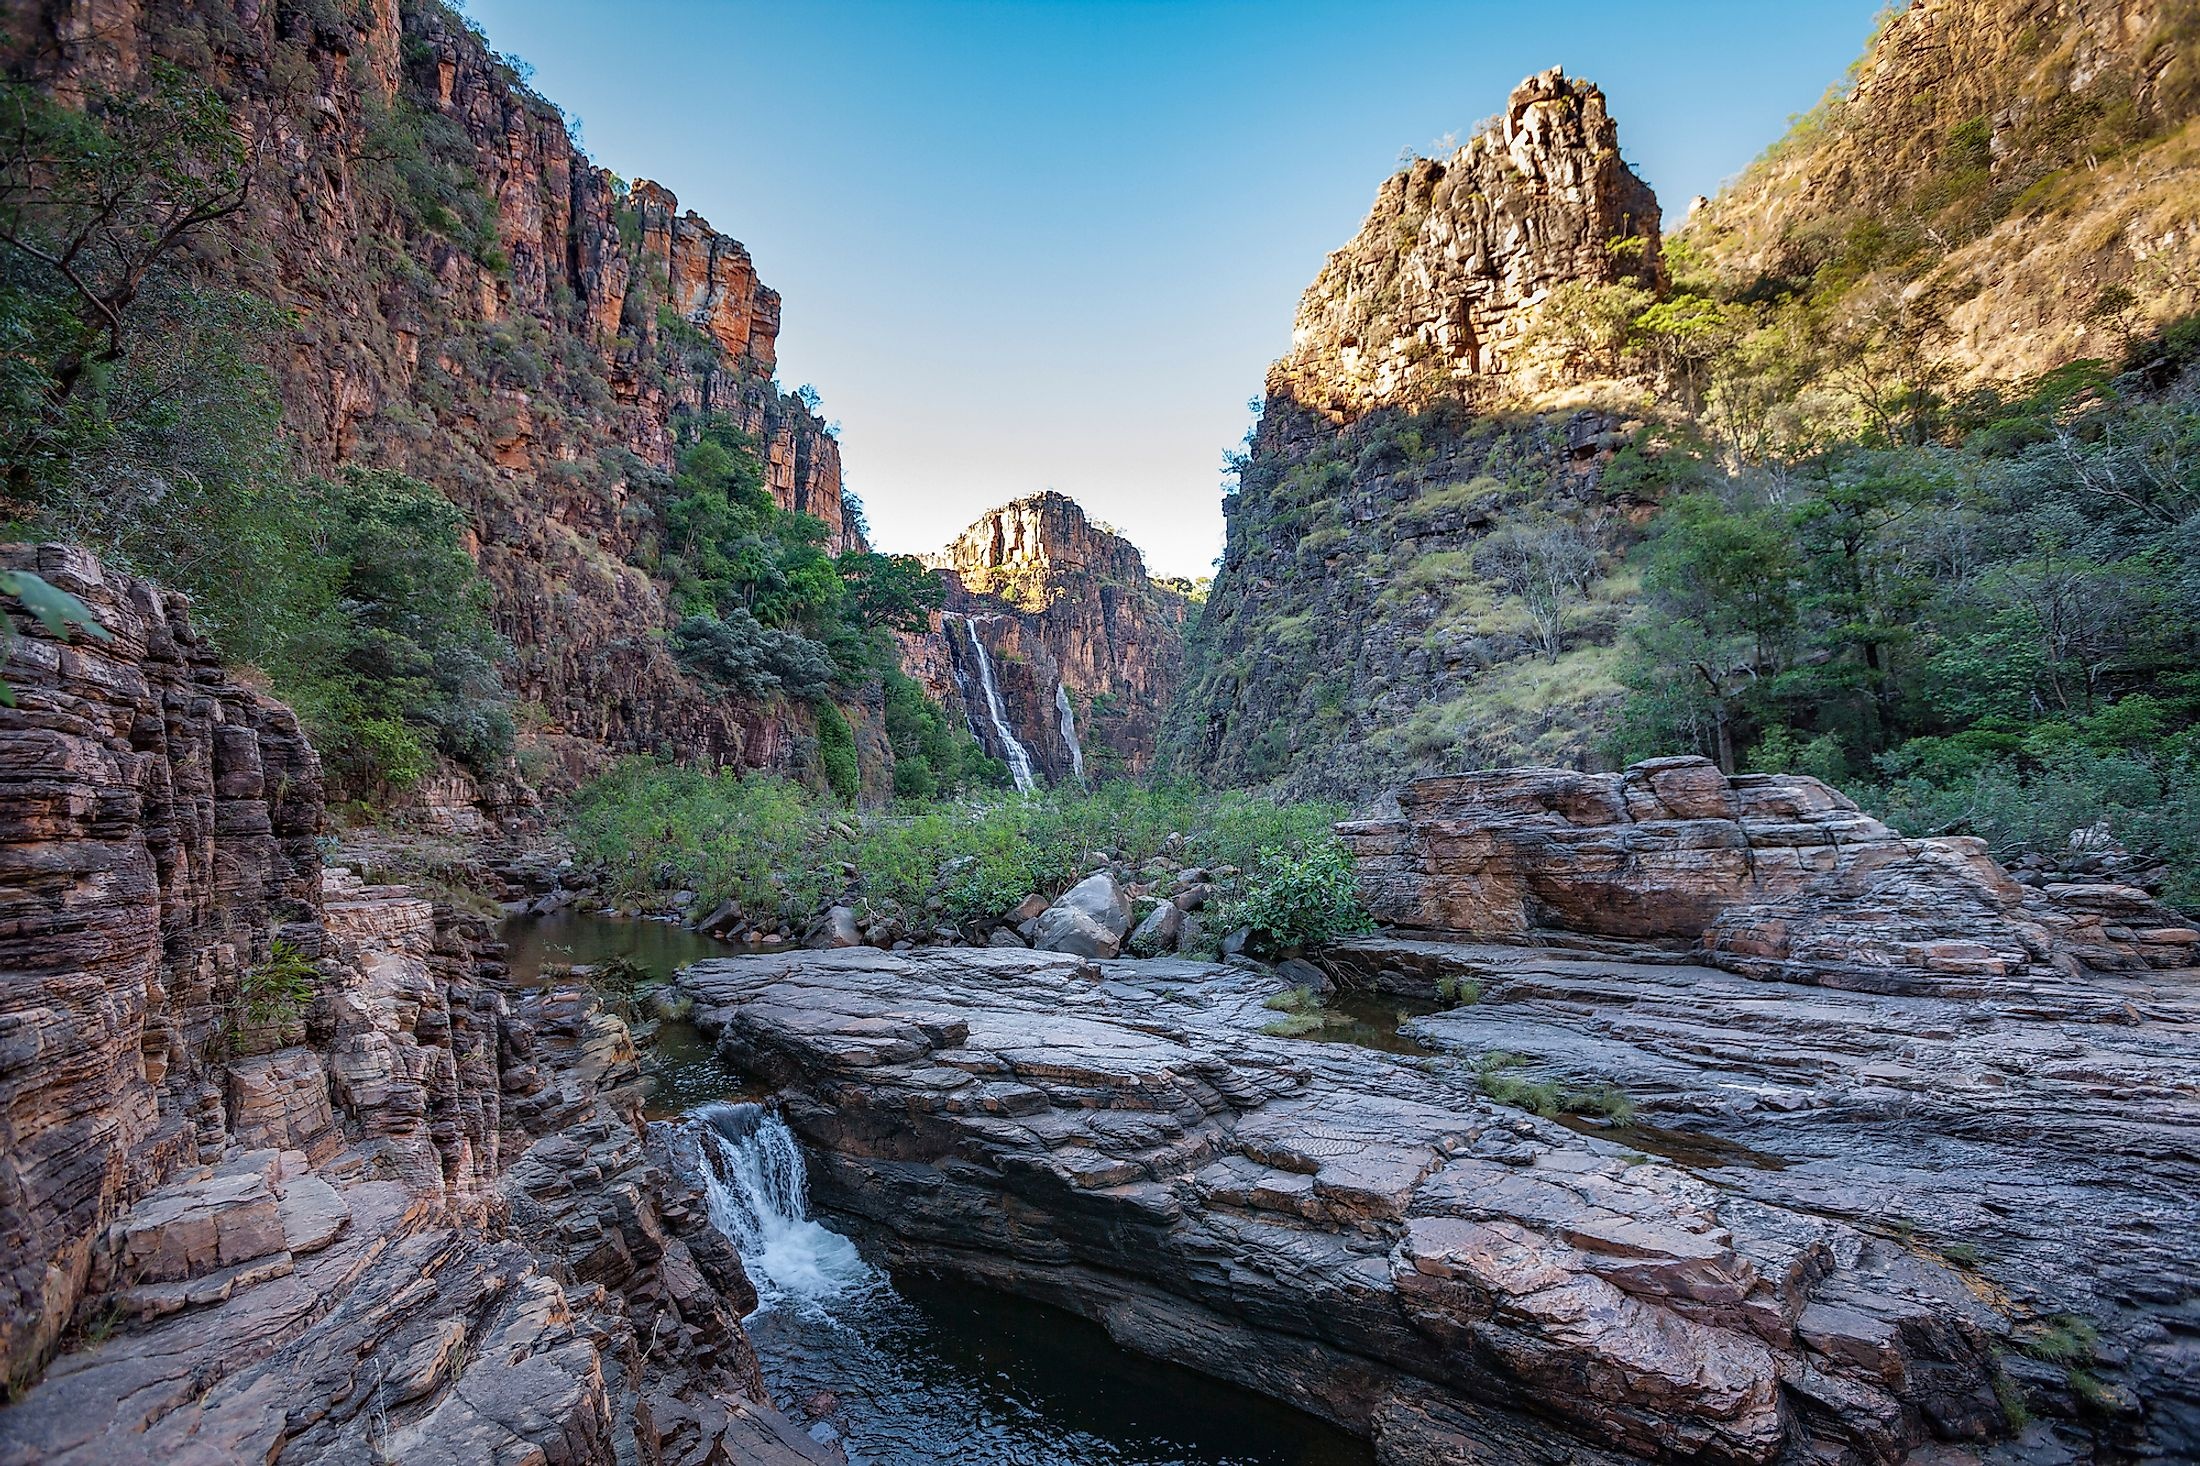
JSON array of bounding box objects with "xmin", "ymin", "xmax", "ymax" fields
[
  {"xmin": 951, "ymin": 614, "xmax": 1036, "ymax": 792},
  {"xmin": 690, "ymin": 1101, "xmax": 872, "ymax": 1310},
  {"xmin": 1055, "ymin": 682, "xmax": 1086, "ymax": 783}
]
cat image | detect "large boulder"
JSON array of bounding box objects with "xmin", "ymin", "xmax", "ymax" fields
[{"xmin": 1033, "ymin": 874, "xmax": 1131, "ymax": 958}]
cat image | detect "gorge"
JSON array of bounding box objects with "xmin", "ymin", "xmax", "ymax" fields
[{"xmin": 4, "ymin": 0, "xmax": 2200, "ymax": 1463}]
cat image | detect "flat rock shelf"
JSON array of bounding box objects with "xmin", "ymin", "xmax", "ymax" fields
[{"xmin": 676, "ymin": 947, "xmax": 2071, "ymax": 1466}]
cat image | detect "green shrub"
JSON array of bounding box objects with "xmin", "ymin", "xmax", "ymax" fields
[
  {"xmin": 1232, "ymin": 840, "xmax": 1374, "ymax": 951},
  {"xmin": 814, "ymin": 701, "xmax": 860, "ymax": 802}
]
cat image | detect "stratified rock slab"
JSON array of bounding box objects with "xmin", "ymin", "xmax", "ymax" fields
[{"xmin": 680, "ymin": 948, "xmax": 2008, "ymax": 1465}]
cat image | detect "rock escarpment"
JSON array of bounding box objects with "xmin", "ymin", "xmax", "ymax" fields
[
  {"xmin": 904, "ymin": 492, "xmax": 1189, "ymax": 782},
  {"xmin": 678, "ymin": 947, "xmax": 2009, "ymax": 1465},
  {"xmin": 1166, "ymin": 70, "xmax": 1660, "ymax": 800},
  {"xmin": 1271, "ymin": 68, "xmax": 1660, "ymax": 422},
  {"xmin": 11, "ymin": 0, "xmax": 858, "ymax": 789},
  {"xmin": 0, "ymin": 547, "xmax": 823, "ymax": 1463}
]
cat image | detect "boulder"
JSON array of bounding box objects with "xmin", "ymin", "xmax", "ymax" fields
[
  {"xmin": 810, "ymin": 905, "xmax": 862, "ymax": 949},
  {"xmin": 1127, "ymin": 901, "xmax": 1183, "ymax": 957},
  {"xmin": 1033, "ymin": 874, "xmax": 1132, "ymax": 959}
]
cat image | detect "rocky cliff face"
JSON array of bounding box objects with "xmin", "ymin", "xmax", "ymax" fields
[
  {"xmin": 903, "ymin": 492, "xmax": 1189, "ymax": 783},
  {"xmin": 0, "ymin": 546, "xmax": 820, "ymax": 1462},
  {"xmin": 1272, "ymin": 68, "xmax": 1660, "ymax": 422},
  {"xmin": 1166, "ymin": 74, "xmax": 1660, "ymax": 801},
  {"xmin": 10, "ymin": 0, "xmax": 860, "ymax": 790},
  {"xmin": 1688, "ymin": 0, "xmax": 2199, "ymax": 380}
]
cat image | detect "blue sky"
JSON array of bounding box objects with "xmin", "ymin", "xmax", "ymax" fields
[{"xmin": 463, "ymin": 0, "xmax": 1883, "ymax": 577}]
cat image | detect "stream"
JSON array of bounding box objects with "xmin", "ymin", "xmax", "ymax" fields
[{"xmin": 499, "ymin": 909, "xmax": 1373, "ymax": 1466}]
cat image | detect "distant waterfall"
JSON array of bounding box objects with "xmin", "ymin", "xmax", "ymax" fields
[
  {"xmin": 1055, "ymin": 682, "xmax": 1086, "ymax": 782},
  {"xmin": 690, "ymin": 1102, "xmax": 872, "ymax": 1309},
  {"xmin": 951, "ymin": 613, "xmax": 1036, "ymax": 792}
]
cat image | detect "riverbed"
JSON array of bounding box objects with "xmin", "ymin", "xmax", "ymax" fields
[{"xmin": 499, "ymin": 909, "xmax": 1373, "ymax": 1466}]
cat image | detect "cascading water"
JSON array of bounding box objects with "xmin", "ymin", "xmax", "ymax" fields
[
  {"xmin": 679, "ymin": 1097, "xmax": 1373, "ymax": 1464},
  {"xmin": 950, "ymin": 613, "xmax": 1036, "ymax": 792},
  {"xmin": 1055, "ymin": 682, "xmax": 1087, "ymax": 782},
  {"xmin": 691, "ymin": 1101, "xmax": 872, "ymax": 1308}
]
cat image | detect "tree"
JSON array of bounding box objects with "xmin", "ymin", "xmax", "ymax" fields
[
  {"xmin": 0, "ymin": 64, "xmax": 254, "ymax": 451},
  {"xmin": 838, "ymin": 550, "xmax": 943, "ymax": 633},
  {"xmin": 1471, "ymin": 512, "xmax": 1599, "ymax": 661}
]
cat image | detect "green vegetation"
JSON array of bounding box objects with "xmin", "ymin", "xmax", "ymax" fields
[
  {"xmin": 238, "ymin": 939, "xmax": 319, "ymax": 1025},
  {"xmin": 0, "ymin": 67, "xmax": 514, "ymax": 801},
  {"xmin": 1475, "ymin": 1051, "xmax": 1636, "ymax": 1123},
  {"xmin": 0, "ymin": 566, "xmax": 105, "ymax": 702},
  {"xmin": 565, "ymin": 760, "xmax": 1357, "ymax": 940},
  {"xmin": 1608, "ymin": 322, "xmax": 2200, "ymax": 903},
  {"xmin": 1233, "ymin": 842, "xmax": 1374, "ymax": 951}
]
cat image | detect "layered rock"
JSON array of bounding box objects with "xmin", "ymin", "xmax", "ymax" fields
[
  {"xmin": 0, "ymin": 548, "xmax": 820, "ymax": 1462},
  {"xmin": 1270, "ymin": 68, "xmax": 1660, "ymax": 424},
  {"xmin": 1165, "ymin": 69, "xmax": 1660, "ymax": 799},
  {"xmin": 904, "ymin": 492, "xmax": 1190, "ymax": 781},
  {"xmin": 677, "ymin": 947, "xmax": 2011, "ymax": 1465},
  {"xmin": 10, "ymin": 1, "xmax": 858, "ymax": 790},
  {"xmin": 1338, "ymin": 756, "xmax": 2200, "ymax": 991}
]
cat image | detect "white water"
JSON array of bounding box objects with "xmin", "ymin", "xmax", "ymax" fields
[
  {"xmin": 1055, "ymin": 682, "xmax": 1086, "ymax": 783},
  {"xmin": 952, "ymin": 614, "xmax": 1037, "ymax": 792},
  {"xmin": 691, "ymin": 1102, "xmax": 873, "ymax": 1311}
]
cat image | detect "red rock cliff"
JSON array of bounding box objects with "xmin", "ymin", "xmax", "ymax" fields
[
  {"xmin": 10, "ymin": 0, "xmax": 860, "ymax": 788},
  {"xmin": 903, "ymin": 493, "xmax": 1188, "ymax": 782}
]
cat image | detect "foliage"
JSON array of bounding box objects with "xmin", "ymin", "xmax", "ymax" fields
[
  {"xmin": 813, "ymin": 699, "xmax": 860, "ymax": 802},
  {"xmin": 1609, "ymin": 318, "xmax": 2200, "ymax": 903},
  {"xmin": 268, "ymin": 470, "xmax": 515, "ymax": 796},
  {"xmin": 238, "ymin": 939, "xmax": 319, "ymax": 1025},
  {"xmin": 566, "ymin": 760, "xmax": 1351, "ymax": 936},
  {"xmin": 882, "ymin": 666, "xmax": 1002, "ymax": 799},
  {"xmin": 1231, "ymin": 840, "xmax": 1374, "ymax": 951},
  {"xmin": 672, "ymin": 609, "xmax": 835, "ymax": 699},
  {"xmin": 0, "ymin": 567, "xmax": 107, "ymax": 703}
]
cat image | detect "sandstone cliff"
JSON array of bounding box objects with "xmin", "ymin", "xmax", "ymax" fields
[
  {"xmin": 903, "ymin": 492, "xmax": 1189, "ymax": 783},
  {"xmin": 1166, "ymin": 70, "xmax": 1657, "ymax": 801},
  {"xmin": 10, "ymin": 0, "xmax": 861, "ymax": 794},
  {"xmin": 0, "ymin": 545, "xmax": 820, "ymax": 1461},
  {"xmin": 1688, "ymin": 0, "xmax": 2200, "ymax": 380},
  {"xmin": 1271, "ymin": 67, "xmax": 1660, "ymax": 422}
]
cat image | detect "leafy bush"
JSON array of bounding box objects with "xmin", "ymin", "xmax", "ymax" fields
[
  {"xmin": 1230, "ymin": 840, "xmax": 1373, "ymax": 951},
  {"xmin": 814, "ymin": 700, "xmax": 860, "ymax": 802},
  {"xmin": 672, "ymin": 610, "xmax": 835, "ymax": 699}
]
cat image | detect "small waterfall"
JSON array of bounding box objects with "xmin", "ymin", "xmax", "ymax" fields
[
  {"xmin": 951, "ymin": 613, "xmax": 1036, "ymax": 792},
  {"xmin": 1055, "ymin": 682, "xmax": 1086, "ymax": 783},
  {"xmin": 691, "ymin": 1102, "xmax": 872, "ymax": 1310}
]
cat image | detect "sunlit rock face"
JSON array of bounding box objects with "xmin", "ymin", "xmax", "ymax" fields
[
  {"xmin": 903, "ymin": 492, "xmax": 1190, "ymax": 782},
  {"xmin": 1269, "ymin": 67, "xmax": 1662, "ymax": 424}
]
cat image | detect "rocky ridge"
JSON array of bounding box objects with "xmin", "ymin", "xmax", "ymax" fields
[
  {"xmin": 1687, "ymin": 0, "xmax": 2200, "ymax": 382},
  {"xmin": 0, "ymin": 546, "xmax": 824, "ymax": 1463},
  {"xmin": 903, "ymin": 492, "xmax": 1190, "ymax": 782},
  {"xmin": 1269, "ymin": 67, "xmax": 1661, "ymax": 423}
]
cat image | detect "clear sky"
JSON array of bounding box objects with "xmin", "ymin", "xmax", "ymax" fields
[{"xmin": 462, "ymin": 0, "xmax": 1883, "ymax": 578}]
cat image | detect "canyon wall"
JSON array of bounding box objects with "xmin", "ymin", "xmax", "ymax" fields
[
  {"xmin": 10, "ymin": 0, "xmax": 861, "ymax": 790},
  {"xmin": 904, "ymin": 492, "xmax": 1189, "ymax": 783},
  {"xmin": 0, "ymin": 544, "xmax": 816, "ymax": 1461},
  {"xmin": 1165, "ymin": 71, "xmax": 1658, "ymax": 801}
]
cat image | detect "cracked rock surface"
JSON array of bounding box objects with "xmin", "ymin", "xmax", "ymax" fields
[{"xmin": 680, "ymin": 947, "xmax": 2021, "ymax": 1465}]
